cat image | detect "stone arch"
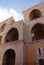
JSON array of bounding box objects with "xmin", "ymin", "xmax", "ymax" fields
[
  {"xmin": 31, "ymin": 23, "xmax": 44, "ymax": 41},
  {"xmin": 39, "ymin": 59, "xmax": 44, "ymax": 65},
  {"xmin": 0, "ymin": 35, "xmax": 2, "ymax": 44},
  {"xmin": 4, "ymin": 27, "xmax": 19, "ymax": 42},
  {"xmin": 0, "ymin": 23, "xmax": 6, "ymax": 32},
  {"xmin": 29, "ymin": 9, "xmax": 42, "ymax": 20},
  {"xmin": 2, "ymin": 49, "xmax": 16, "ymax": 65}
]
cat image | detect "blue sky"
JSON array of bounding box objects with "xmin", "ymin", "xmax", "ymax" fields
[
  {"xmin": 0, "ymin": 0, "xmax": 44, "ymax": 12},
  {"xmin": 0, "ymin": 0, "xmax": 44, "ymax": 21}
]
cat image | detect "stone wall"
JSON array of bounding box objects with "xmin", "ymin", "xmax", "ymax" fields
[{"xmin": 0, "ymin": 40, "xmax": 24, "ymax": 65}]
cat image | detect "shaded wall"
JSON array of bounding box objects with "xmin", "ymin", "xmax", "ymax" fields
[{"xmin": 25, "ymin": 43, "xmax": 44, "ymax": 65}]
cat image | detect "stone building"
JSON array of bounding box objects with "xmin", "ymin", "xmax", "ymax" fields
[{"xmin": 0, "ymin": 2, "xmax": 44, "ymax": 65}]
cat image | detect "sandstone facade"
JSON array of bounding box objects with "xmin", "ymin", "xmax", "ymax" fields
[{"xmin": 0, "ymin": 2, "xmax": 44, "ymax": 65}]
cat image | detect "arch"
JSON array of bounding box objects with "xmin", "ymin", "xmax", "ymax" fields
[
  {"xmin": 4, "ymin": 28, "xmax": 19, "ymax": 42},
  {"xmin": 0, "ymin": 23, "xmax": 6, "ymax": 32},
  {"xmin": 0, "ymin": 35, "xmax": 2, "ymax": 44},
  {"xmin": 2, "ymin": 49, "xmax": 16, "ymax": 65},
  {"xmin": 39, "ymin": 59, "xmax": 44, "ymax": 65},
  {"xmin": 31, "ymin": 23, "xmax": 44, "ymax": 41},
  {"xmin": 29, "ymin": 9, "xmax": 42, "ymax": 20}
]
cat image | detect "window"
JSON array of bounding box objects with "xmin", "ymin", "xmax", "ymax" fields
[
  {"xmin": 37, "ymin": 48, "xmax": 43, "ymax": 56},
  {"xmin": 31, "ymin": 23, "xmax": 44, "ymax": 41},
  {"xmin": 29, "ymin": 9, "xmax": 42, "ymax": 20},
  {"xmin": 2, "ymin": 49, "xmax": 16, "ymax": 65},
  {"xmin": 4, "ymin": 28, "xmax": 19, "ymax": 42},
  {"xmin": 38, "ymin": 48, "xmax": 41, "ymax": 55}
]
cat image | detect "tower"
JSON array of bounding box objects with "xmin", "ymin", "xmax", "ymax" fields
[{"xmin": 23, "ymin": 2, "xmax": 44, "ymax": 65}]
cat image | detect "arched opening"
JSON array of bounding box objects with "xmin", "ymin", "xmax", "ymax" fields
[
  {"xmin": 31, "ymin": 23, "xmax": 44, "ymax": 41},
  {"xmin": 29, "ymin": 9, "xmax": 42, "ymax": 20},
  {"xmin": 39, "ymin": 59, "xmax": 44, "ymax": 65},
  {"xmin": 0, "ymin": 35, "xmax": 2, "ymax": 44},
  {"xmin": 2, "ymin": 49, "xmax": 16, "ymax": 65},
  {"xmin": 5, "ymin": 28, "xmax": 19, "ymax": 42},
  {"xmin": 0, "ymin": 23, "xmax": 6, "ymax": 32}
]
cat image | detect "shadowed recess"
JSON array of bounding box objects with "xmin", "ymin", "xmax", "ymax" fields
[
  {"xmin": 29, "ymin": 9, "xmax": 42, "ymax": 20},
  {"xmin": 2, "ymin": 49, "xmax": 16, "ymax": 65},
  {"xmin": 5, "ymin": 28, "xmax": 19, "ymax": 42},
  {"xmin": 31, "ymin": 23, "xmax": 44, "ymax": 40}
]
